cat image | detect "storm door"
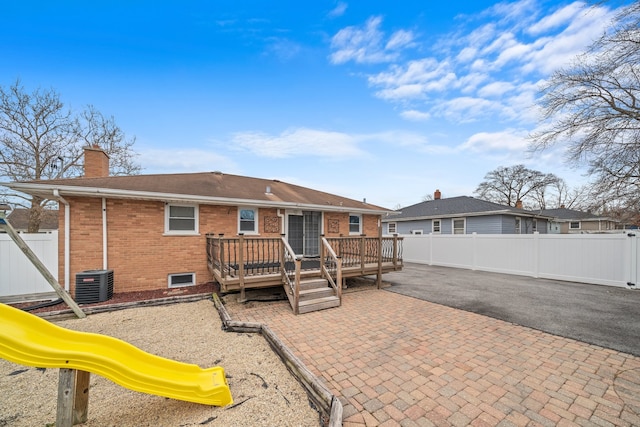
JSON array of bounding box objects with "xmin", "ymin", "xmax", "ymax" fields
[{"xmin": 287, "ymin": 211, "xmax": 321, "ymax": 257}]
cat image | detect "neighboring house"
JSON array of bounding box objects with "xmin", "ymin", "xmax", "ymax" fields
[
  {"xmin": 5, "ymin": 147, "xmax": 402, "ymax": 313},
  {"xmin": 541, "ymin": 207, "xmax": 620, "ymax": 234},
  {"xmin": 384, "ymin": 190, "xmax": 553, "ymax": 235},
  {"xmin": 5, "ymin": 208, "xmax": 59, "ymax": 232}
]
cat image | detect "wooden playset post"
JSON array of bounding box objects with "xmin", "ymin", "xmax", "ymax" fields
[{"xmin": 56, "ymin": 368, "xmax": 90, "ymax": 426}]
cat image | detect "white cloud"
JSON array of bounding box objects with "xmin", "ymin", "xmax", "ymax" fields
[
  {"xmin": 328, "ymin": 2, "xmax": 347, "ymax": 18},
  {"xmin": 477, "ymin": 81, "xmax": 515, "ymax": 98},
  {"xmin": 139, "ymin": 148, "xmax": 240, "ymax": 174},
  {"xmin": 329, "ymin": 16, "xmax": 415, "ymax": 64},
  {"xmin": 400, "ymin": 109, "xmax": 431, "ymax": 121},
  {"xmin": 438, "ymin": 97, "xmax": 502, "ymax": 122},
  {"xmin": 385, "ymin": 29, "xmax": 415, "ymax": 50},
  {"xmin": 229, "ymin": 127, "xmax": 365, "ymax": 159},
  {"xmin": 460, "ymin": 129, "xmax": 530, "ymax": 152},
  {"xmin": 527, "ymin": 1, "xmax": 585, "ymax": 35}
]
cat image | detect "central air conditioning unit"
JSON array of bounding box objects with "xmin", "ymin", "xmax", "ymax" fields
[{"xmin": 75, "ymin": 269, "xmax": 114, "ymax": 304}]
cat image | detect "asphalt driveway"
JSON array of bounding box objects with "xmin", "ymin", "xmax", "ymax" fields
[{"xmin": 383, "ymin": 263, "xmax": 640, "ymax": 357}]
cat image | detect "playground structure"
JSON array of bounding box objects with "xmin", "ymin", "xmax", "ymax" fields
[{"xmin": 0, "ymin": 303, "xmax": 232, "ymax": 426}]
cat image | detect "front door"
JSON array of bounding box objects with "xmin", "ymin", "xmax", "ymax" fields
[{"xmin": 287, "ymin": 211, "xmax": 321, "ymax": 256}]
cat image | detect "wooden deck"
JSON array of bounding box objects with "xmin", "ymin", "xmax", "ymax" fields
[{"xmin": 206, "ymin": 234, "xmax": 403, "ymax": 314}]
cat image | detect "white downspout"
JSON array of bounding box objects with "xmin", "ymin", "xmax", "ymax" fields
[
  {"xmin": 53, "ymin": 189, "xmax": 70, "ymax": 292},
  {"xmin": 102, "ymin": 197, "xmax": 107, "ymax": 269}
]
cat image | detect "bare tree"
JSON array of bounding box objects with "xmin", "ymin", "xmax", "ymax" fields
[
  {"xmin": 529, "ymin": 1, "xmax": 640, "ymax": 211},
  {"xmin": 0, "ymin": 80, "xmax": 140, "ymax": 231},
  {"xmin": 545, "ymin": 179, "xmax": 590, "ymax": 211},
  {"xmin": 474, "ymin": 164, "xmax": 560, "ymax": 209}
]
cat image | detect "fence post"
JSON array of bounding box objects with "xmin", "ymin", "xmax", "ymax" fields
[
  {"xmin": 533, "ymin": 232, "xmax": 540, "ymax": 278},
  {"xmin": 472, "ymin": 232, "xmax": 477, "ymax": 271},
  {"xmin": 629, "ymin": 232, "xmax": 638, "ymax": 287}
]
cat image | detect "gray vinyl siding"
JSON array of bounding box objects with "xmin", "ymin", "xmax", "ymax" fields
[
  {"xmin": 390, "ymin": 215, "xmax": 549, "ymax": 235},
  {"xmin": 395, "ymin": 219, "xmax": 431, "ymax": 235}
]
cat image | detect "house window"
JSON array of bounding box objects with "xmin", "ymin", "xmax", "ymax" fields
[
  {"xmin": 570, "ymin": 221, "xmax": 580, "ymax": 230},
  {"xmin": 411, "ymin": 230, "xmax": 423, "ymax": 235},
  {"xmin": 515, "ymin": 217, "xmax": 521, "ymax": 234},
  {"xmin": 432, "ymin": 219, "xmax": 441, "ymax": 234},
  {"xmin": 165, "ymin": 204, "xmax": 198, "ymax": 234},
  {"xmin": 239, "ymin": 208, "xmax": 258, "ymax": 234},
  {"xmin": 453, "ymin": 218, "xmax": 465, "ymax": 234},
  {"xmin": 168, "ymin": 272, "xmax": 195, "ymax": 288},
  {"xmin": 349, "ymin": 214, "xmax": 362, "ymax": 234},
  {"xmin": 532, "ymin": 219, "xmax": 537, "ymax": 232},
  {"xmin": 387, "ymin": 222, "xmax": 397, "ymax": 234}
]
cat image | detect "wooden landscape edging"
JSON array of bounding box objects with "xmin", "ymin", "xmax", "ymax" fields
[{"xmin": 212, "ymin": 293, "xmax": 343, "ymax": 427}]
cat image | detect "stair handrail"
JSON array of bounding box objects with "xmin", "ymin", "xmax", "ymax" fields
[
  {"xmin": 321, "ymin": 237, "xmax": 342, "ymax": 302},
  {"xmin": 280, "ymin": 237, "xmax": 301, "ymax": 315}
]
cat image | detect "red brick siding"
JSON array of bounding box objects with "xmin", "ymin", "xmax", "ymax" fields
[{"xmin": 59, "ymin": 198, "xmax": 382, "ymax": 294}]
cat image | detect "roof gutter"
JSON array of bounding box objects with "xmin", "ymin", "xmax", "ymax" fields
[{"xmin": 6, "ymin": 182, "xmax": 392, "ymax": 215}]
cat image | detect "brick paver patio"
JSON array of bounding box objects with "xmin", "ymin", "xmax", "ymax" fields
[{"xmin": 224, "ymin": 288, "xmax": 640, "ymax": 426}]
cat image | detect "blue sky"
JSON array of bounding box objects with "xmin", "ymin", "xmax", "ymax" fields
[{"xmin": 0, "ymin": 1, "xmax": 631, "ymax": 209}]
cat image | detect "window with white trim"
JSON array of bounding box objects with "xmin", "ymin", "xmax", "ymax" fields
[
  {"xmin": 411, "ymin": 229, "xmax": 423, "ymax": 235},
  {"xmin": 452, "ymin": 218, "xmax": 465, "ymax": 234},
  {"xmin": 515, "ymin": 217, "xmax": 521, "ymax": 234},
  {"xmin": 570, "ymin": 221, "xmax": 580, "ymax": 230},
  {"xmin": 238, "ymin": 208, "xmax": 258, "ymax": 234},
  {"xmin": 165, "ymin": 204, "xmax": 198, "ymax": 234},
  {"xmin": 532, "ymin": 218, "xmax": 537, "ymax": 232},
  {"xmin": 432, "ymin": 219, "xmax": 441, "ymax": 234},
  {"xmin": 349, "ymin": 214, "xmax": 362, "ymax": 234},
  {"xmin": 168, "ymin": 272, "xmax": 195, "ymax": 288},
  {"xmin": 387, "ymin": 222, "xmax": 397, "ymax": 234}
]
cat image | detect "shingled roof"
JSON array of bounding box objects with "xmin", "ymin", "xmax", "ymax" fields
[
  {"xmin": 540, "ymin": 207, "xmax": 615, "ymax": 222},
  {"xmin": 6, "ymin": 208, "xmax": 59, "ymax": 231},
  {"xmin": 5, "ymin": 172, "xmax": 389, "ymax": 214},
  {"xmin": 389, "ymin": 196, "xmax": 549, "ymax": 220}
]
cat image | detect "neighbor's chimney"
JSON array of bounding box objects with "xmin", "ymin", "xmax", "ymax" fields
[
  {"xmin": 434, "ymin": 189, "xmax": 441, "ymax": 200},
  {"xmin": 83, "ymin": 145, "xmax": 110, "ymax": 178},
  {"xmin": 515, "ymin": 200, "xmax": 523, "ymax": 209}
]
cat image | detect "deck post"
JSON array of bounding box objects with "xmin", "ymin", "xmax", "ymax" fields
[
  {"xmin": 392, "ymin": 234, "xmax": 399, "ymax": 269},
  {"xmin": 238, "ymin": 233, "xmax": 246, "ymax": 302},
  {"xmin": 377, "ymin": 219, "xmax": 383, "ymax": 288},
  {"xmin": 56, "ymin": 368, "xmax": 90, "ymax": 426},
  {"xmin": 293, "ymin": 258, "xmax": 301, "ymax": 315},
  {"xmin": 360, "ymin": 234, "xmax": 366, "ymax": 273},
  {"xmin": 218, "ymin": 234, "xmax": 225, "ymax": 278}
]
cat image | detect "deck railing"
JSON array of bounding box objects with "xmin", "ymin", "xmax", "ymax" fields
[
  {"xmin": 320, "ymin": 237, "xmax": 342, "ymax": 301},
  {"xmin": 325, "ymin": 235, "xmax": 403, "ymax": 269},
  {"xmin": 280, "ymin": 237, "xmax": 301, "ymax": 314}
]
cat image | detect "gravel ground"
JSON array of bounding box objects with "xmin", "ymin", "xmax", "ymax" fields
[{"xmin": 0, "ymin": 299, "xmax": 322, "ymax": 427}]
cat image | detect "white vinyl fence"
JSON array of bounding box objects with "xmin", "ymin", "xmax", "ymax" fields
[
  {"xmin": 402, "ymin": 232, "xmax": 640, "ymax": 288},
  {"xmin": 0, "ymin": 231, "xmax": 58, "ymax": 301}
]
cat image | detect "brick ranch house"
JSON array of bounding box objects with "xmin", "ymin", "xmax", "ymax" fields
[{"xmin": 6, "ymin": 147, "xmax": 403, "ymax": 313}]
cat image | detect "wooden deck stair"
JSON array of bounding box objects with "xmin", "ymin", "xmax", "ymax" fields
[{"xmin": 285, "ymin": 277, "xmax": 340, "ymax": 314}]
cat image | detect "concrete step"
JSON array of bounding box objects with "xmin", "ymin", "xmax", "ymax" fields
[{"xmin": 298, "ymin": 296, "xmax": 341, "ymax": 314}]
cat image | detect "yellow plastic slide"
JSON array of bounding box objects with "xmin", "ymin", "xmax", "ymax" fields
[{"xmin": 0, "ymin": 303, "xmax": 232, "ymax": 406}]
